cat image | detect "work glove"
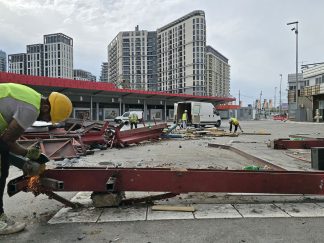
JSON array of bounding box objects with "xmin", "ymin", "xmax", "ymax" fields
[
  {"xmin": 22, "ymin": 160, "xmax": 46, "ymax": 176},
  {"xmin": 26, "ymin": 147, "xmax": 41, "ymax": 161}
]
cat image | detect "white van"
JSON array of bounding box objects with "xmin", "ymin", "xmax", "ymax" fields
[
  {"xmin": 114, "ymin": 111, "xmax": 143, "ymax": 124},
  {"xmin": 174, "ymin": 101, "xmax": 221, "ymax": 127}
]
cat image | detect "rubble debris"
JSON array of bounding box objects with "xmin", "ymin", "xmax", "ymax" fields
[{"xmin": 91, "ymin": 192, "xmax": 124, "ymax": 207}]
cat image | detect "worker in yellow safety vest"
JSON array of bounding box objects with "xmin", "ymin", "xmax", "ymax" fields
[
  {"xmin": 181, "ymin": 110, "xmax": 188, "ymax": 129},
  {"xmin": 129, "ymin": 113, "xmax": 139, "ymax": 129},
  {"xmin": 0, "ymin": 83, "xmax": 72, "ymax": 235},
  {"xmin": 229, "ymin": 117, "xmax": 243, "ymax": 133}
]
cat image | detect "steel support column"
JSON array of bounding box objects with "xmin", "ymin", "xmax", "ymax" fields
[
  {"xmin": 96, "ymin": 102, "xmax": 99, "ymax": 121},
  {"xmin": 90, "ymin": 95, "xmax": 93, "ymax": 120},
  {"xmin": 119, "ymin": 98, "xmax": 122, "ymax": 115},
  {"xmin": 144, "ymin": 100, "xmax": 147, "ymax": 121},
  {"xmin": 164, "ymin": 100, "xmax": 167, "ymax": 122}
]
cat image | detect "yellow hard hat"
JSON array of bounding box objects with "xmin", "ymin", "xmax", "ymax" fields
[{"xmin": 48, "ymin": 92, "xmax": 73, "ymax": 123}]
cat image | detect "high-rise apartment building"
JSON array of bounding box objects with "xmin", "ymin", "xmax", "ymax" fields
[
  {"xmin": 157, "ymin": 10, "xmax": 206, "ymax": 95},
  {"xmin": 8, "ymin": 53, "xmax": 26, "ymax": 74},
  {"xmin": 108, "ymin": 26, "xmax": 158, "ymax": 90},
  {"xmin": 27, "ymin": 44, "xmax": 44, "ymax": 76},
  {"xmin": 8, "ymin": 33, "xmax": 73, "ymax": 79},
  {"xmin": 206, "ymin": 45, "xmax": 230, "ymax": 97},
  {"xmin": 99, "ymin": 62, "xmax": 108, "ymax": 82},
  {"xmin": 44, "ymin": 33, "xmax": 73, "ymax": 78},
  {"xmin": 0, "ymin": 50, "xmax": 6, "ymax": 72},
  {"xmin": 106, "ymin": 10, "xmax": 230, "ymax": 96},
  {"xmin": 73, "ymin": 69, "xmax": 96, "ymax": 81}
]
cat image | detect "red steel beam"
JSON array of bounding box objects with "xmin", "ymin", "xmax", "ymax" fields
[
  {"xmin": 32, "ymin": 167, "xmax": 324, "ymax": 195},
  {"xmin": 114, "ymin": 123, "xmax": 167, "ymax": 146},
  {"xmin": 272, "ymin": 138, "xmax": 324, "ymax": 149}
]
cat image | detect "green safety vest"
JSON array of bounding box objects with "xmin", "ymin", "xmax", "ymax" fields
[
  {"xmin": 0, "ymin": 83, "xmax": 41, "ymax": 133},
  {"xmin": 231, "ymin": 118, "xmax": 239, "ymax": 125},
  {"xmin": 129, "ymin": 113, "xmax": 138, "ymax": 123},
  {"xmin": 182, "ymin": 113, "xmax": 187, "ymax": 121}
]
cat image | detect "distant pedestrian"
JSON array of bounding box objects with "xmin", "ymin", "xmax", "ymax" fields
[
  {"xmin": 181, "ymin": 110, "xmax": 188, "ymax": 129},
  {"xmin": 229, "ymin": 117, "xmax": 243, "ymax": 133}
]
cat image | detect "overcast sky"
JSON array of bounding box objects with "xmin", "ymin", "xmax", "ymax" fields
[{"xmin": 1, "ymin": 0, "xmax": 324, "ymax": 105}]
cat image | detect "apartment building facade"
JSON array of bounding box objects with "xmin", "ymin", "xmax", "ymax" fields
[
  {"xmin": 206, "ymin": 45, "xmax": 230, "ymax": 97},
  {"xmin": 108, "ymin": 26, "xmax": 158, "ymax": 90},
  {"xmin": 99, "ymin": 62, "xmax": 108, "ymax": 82},
  {"xmin": 44, "ymin": 33, "xmax": 73, "ymax": 78},
  {"xmin": 26, "ymin": 44, "xmax": 44, "ymax": 76},
  {"xmin": 74, "ymin": 69, "xmax": 96, "ymax": 81},
  {"xmin": 0, "ymin": 50, "xmax": 6, "ymax": 72},
  {"xmin": 106, "ymin": 10, "xmax": 231, "ymax": 97},
  {"xmin": 157, "ymin": 10, "xmax": 206, "ymax": 95},
  {"xmin": 8, "ymin": 53, "xmax": 26, "ymax": 74},
  {"xmin": 8, "ymin": 33, "xmax": 73, "ymax": 79}
]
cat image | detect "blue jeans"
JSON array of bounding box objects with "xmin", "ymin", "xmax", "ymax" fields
[{"xmin": 182, "ymin": 120, "xmax": 187, "ymax": 129}]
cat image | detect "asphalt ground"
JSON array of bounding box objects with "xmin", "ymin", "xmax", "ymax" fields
[{"xmin": 2, "ymin": 119, "xmax": 324, "ymax": 242}]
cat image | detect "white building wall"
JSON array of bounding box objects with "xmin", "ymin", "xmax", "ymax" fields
[{"xmin": 302, "ymin": 63, "xmax": 324, "ymax": 86}]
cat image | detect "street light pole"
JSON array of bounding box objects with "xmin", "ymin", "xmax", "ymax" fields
[
  {"xmin": 259, "ymin": 90, "xmax": 262, "ymax": 115},
  {"xmin": 274, "ymin": 86, "xmax": 277, "ymax": 113},
  {"xmin": 287, "ymin": 21, "xmax": 299, "ymax": 118},
  {"xmin": 279, "ymin": 74, "xmax": 282, "ymax": 114}
]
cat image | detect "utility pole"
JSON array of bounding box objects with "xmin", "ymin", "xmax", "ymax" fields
[
  {"xmin": 279, "ymin": 74, "xmax": 282, "ymax": 115},
  {"xmin": 238, "ymin": 90, "xmax": 241, "ymax": 107}
]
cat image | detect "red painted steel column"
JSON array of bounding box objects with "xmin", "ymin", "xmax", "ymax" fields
[{"xmin": 42, "ymin": 168, "xmax": 324, "ymax": 195}]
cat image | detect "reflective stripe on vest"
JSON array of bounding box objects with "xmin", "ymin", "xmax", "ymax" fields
[{"xmin": 0, "ymin": 83, "xmax": 41, "ymax": 133}]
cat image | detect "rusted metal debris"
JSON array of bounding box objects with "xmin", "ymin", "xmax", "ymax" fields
[
  {"xmin": 270, "ymin": 138, "xmax": 324, "ymax": 149},
  {"xmin": 107, "ymin": 123, "xmax": 168, "ymax": 148},
  {"xmin": 17, "ymin": 138, "xmax": 78, "ymax": 160},
  {"xmin": 20, "ymin": 120, "xmax": 168, "ymax": 160}
]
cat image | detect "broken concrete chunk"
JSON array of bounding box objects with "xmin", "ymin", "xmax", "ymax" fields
[{"xmin": 91, "ymin": 192, "xmax": 125, "ymax": 208}]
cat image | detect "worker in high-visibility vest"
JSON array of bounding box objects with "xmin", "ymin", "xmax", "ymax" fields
[
  {"xmin": 129, "ymin": 113, "xmax": 139, "ymax": 129},
  {"xmin": 229, "ymin": 117, "xmax": 243, "ymax": 133},
  {"xmin": 181, "ymin": 110, "xmax": 188, "ymax": 129},
  {"xmin": 0, "ymin": 83, "xmax": 72, "ymax": 235}
]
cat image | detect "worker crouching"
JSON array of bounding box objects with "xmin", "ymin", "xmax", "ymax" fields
[{"xmin": 229, "ymin": 117, "xmax": 243, "ymax": 133}]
